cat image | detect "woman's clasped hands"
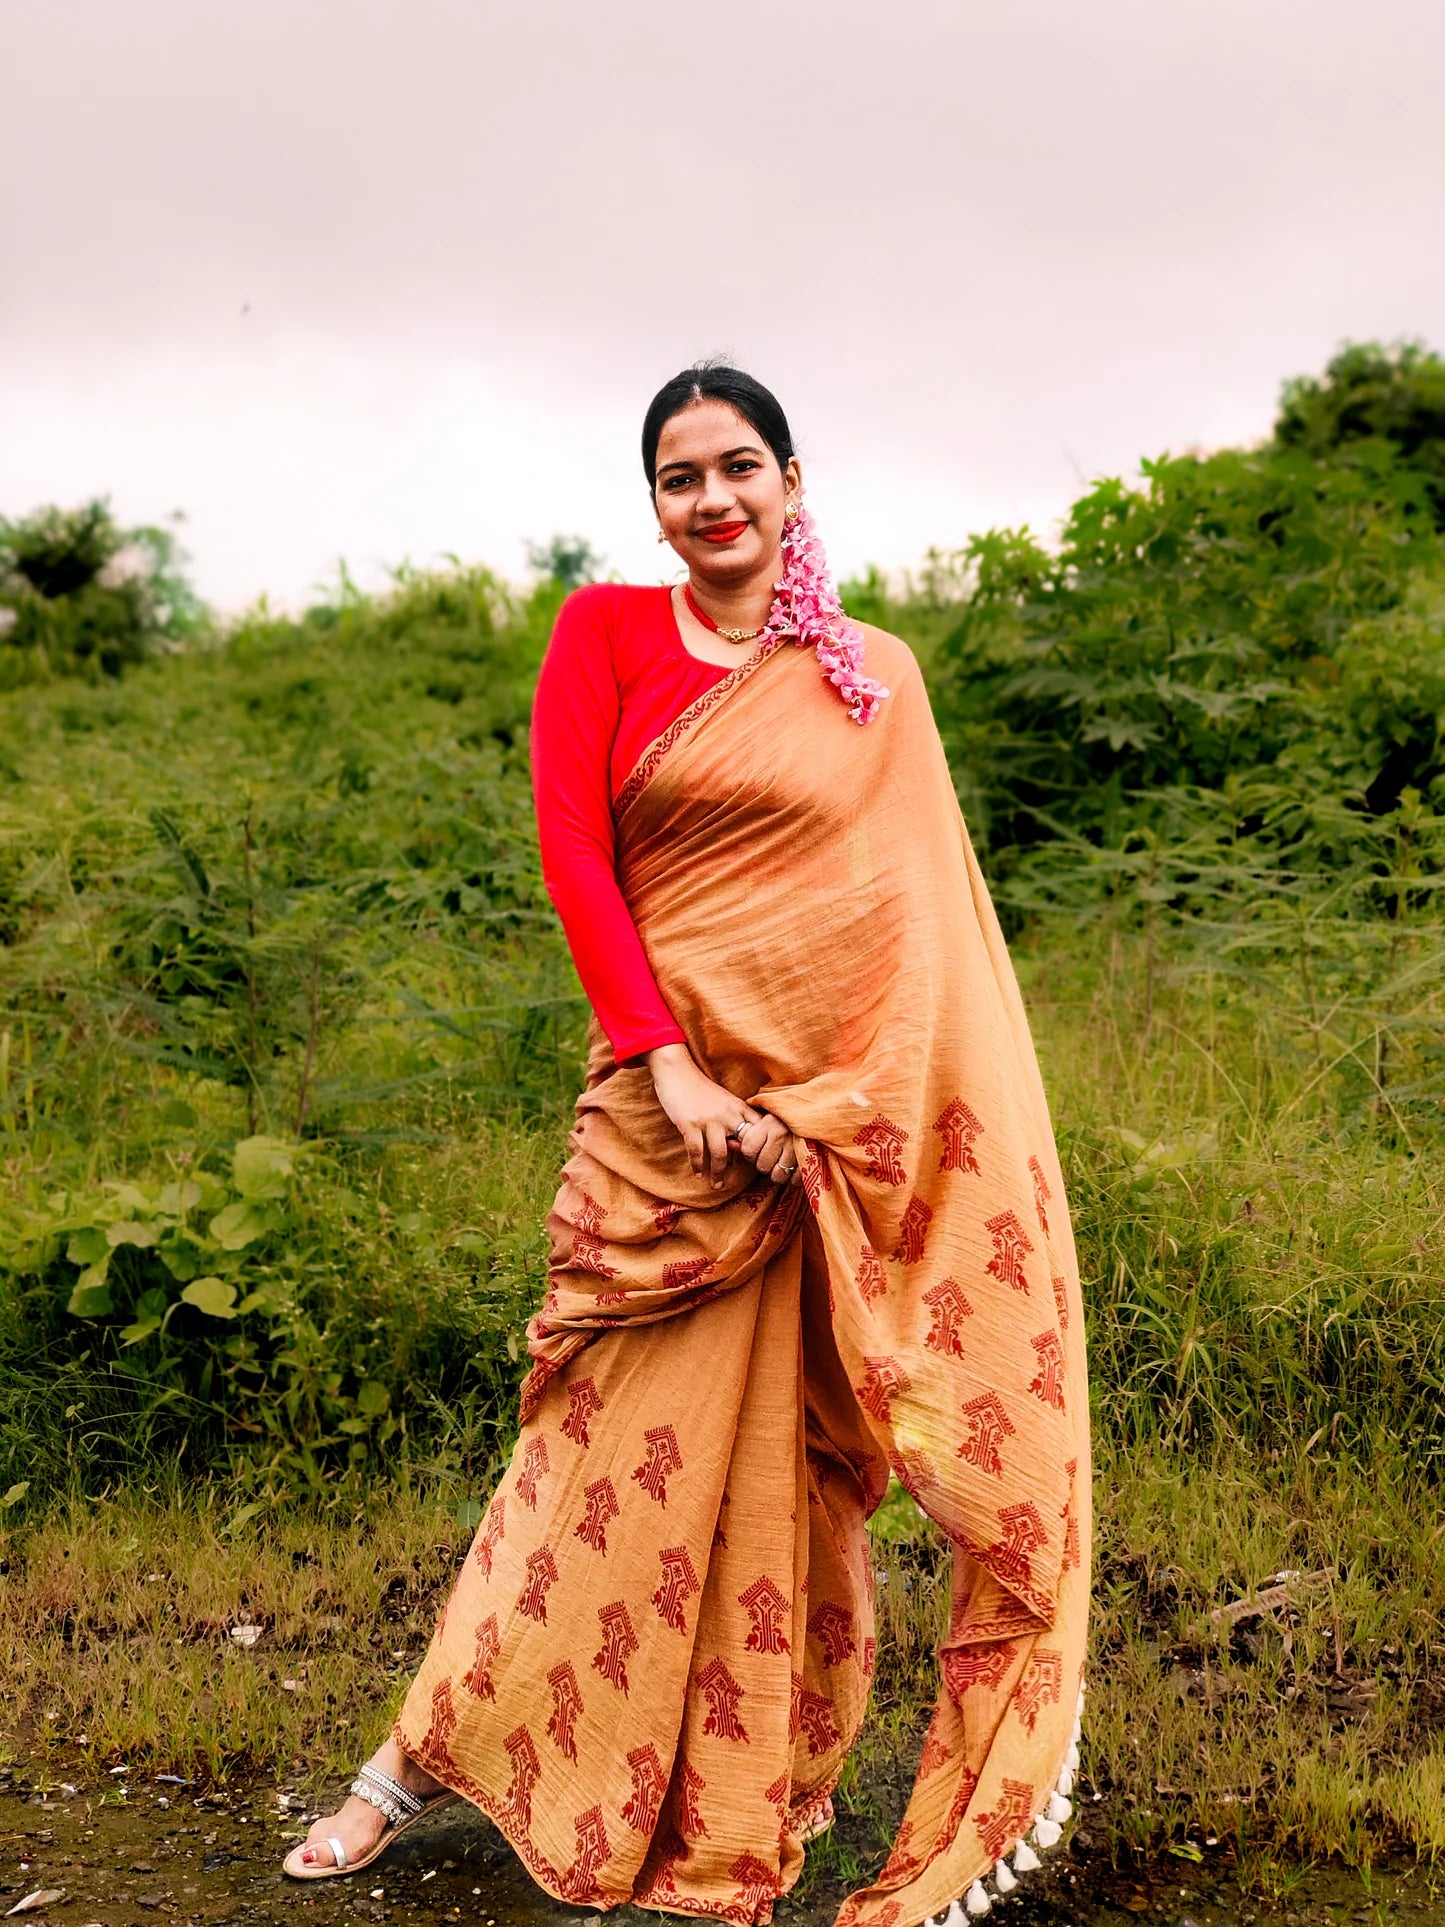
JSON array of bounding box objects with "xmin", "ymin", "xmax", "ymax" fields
[{"xmin": 642, "ymin": 1042, "xmax": 799, "ymax": 1189}]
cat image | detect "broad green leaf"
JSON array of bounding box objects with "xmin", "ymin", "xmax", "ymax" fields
[
  {"xmin": 209, "ymin": 1200, "xmax": 273, "ymax": 1250},
  {"xmin": 66, "ymin": 1226, "xmax": 108, "ymax": 1266},
  {"xmin": 101, "ymin": 1181, "xmax": 156, "ymax": 1217},
  {"xmin": 233, "ymin": 1135, "xmax": 297, "ymax": 1202},
  {"xmin": 156, "ymin": 1178, "xmax": 203, "ymax": 1216},
  {"xmin": 158, "ymin": 1229, "xmax": 210, "ymax": 1281},
  {"xmin": 67, "ymin": 1259, "xmax": 114, "ymax": 1318},
  {"xmin": 119, "ymin": 1314, "xmax": 164, "ymax": 1346},
  {"xmin": 106, "ymin": 1219, "xmax": 159, "ymax": 1249},
  {"xmin": 181, "ymin": 1276, "xmax": 239, "ymax": 1318},
  {"xmin": 355, "ymin": 1380, "xmax": 389, "ymax": 1417},
  {"xmin": 1, "ymin": 1482, "xmax": 30, "ymax": 1509}
]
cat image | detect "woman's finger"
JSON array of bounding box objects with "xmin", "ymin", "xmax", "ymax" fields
[
  {"xmin": 682, "ymin": 1125, "xmax": 705, "ymax": 1177},
  {"xmin": 702, "ymin": 1120, "xmax": 730, "ymax": 1187}
]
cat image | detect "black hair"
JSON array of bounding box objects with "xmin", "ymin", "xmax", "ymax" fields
[{"xmin": 641, "ymin": 360, "xmax": 795, "ymax": 490}]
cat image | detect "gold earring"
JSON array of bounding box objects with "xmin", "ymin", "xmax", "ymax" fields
[
  {"xmin": 657, "ymin": 527, "xmax": 667, "ymax": 543},
  {"xmin": 785, "ymin": 501, "xmax": 799, "ymax": 522}
]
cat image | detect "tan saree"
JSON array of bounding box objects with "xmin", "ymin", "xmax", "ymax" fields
[{"xmin": 395, "ymin": 629, "xmax": 1092, "ymax": 1927}]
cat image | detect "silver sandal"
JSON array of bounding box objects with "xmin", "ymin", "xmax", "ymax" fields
[{"xmin": 281, "ymin": 1762, "xmax": 458, "ymax": 1881}]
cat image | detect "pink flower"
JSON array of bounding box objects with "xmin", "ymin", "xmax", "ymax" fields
[{"xmin": 762, "ymin": 500, "xmax": 890, "ymax": 724}]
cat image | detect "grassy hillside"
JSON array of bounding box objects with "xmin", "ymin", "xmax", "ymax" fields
[{"xmin": 1, "ymin": 344, "xmax": 1443, "ymax": 1874}]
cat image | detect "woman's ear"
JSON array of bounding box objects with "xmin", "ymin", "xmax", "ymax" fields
[{"xmin": 784, "ymin": 456, "xmax": 803, "ymax": 499}]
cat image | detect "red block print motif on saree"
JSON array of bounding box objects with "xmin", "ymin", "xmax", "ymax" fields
[
  {"xmin": 740, "ymin": 1575, "xmax": 791, "ymax": 1655},
  {"xmin": 593, "ymin": 1600, "xmax": 640, "ymax": 1694},
  {"xmin": 661, "ymin": 1253, "xmax": 713, "ymax": 1292},
  {"xmin": 916, "ymin": 1712, "xmax": 952, "ymax": 1779},
  {"xmin": 500, "ymin": 1724, "xmax": 541, "ymax": 1834},
  {"xmin": 793, "ymin": 1682, "xmax": 841, "ymax": 1758},
  {"xmin": 958, "ymin": 1391, "xmax": 1016, "ymax": 1477},
  {"xmin": 855, "ymin": 1355, "xmax": 911, "ymax": 1423},
  {"xmin": 547, "ymin": 1661, "xmax": 584, "ymax": 1762},
  {"xmin": 799, "ymin": 1138, "xmax": 832, "ymax": 1211},
  {"xmin": 942, "ymin": 1641, "xmax": 1018, "ymax": 1703},
  {"xmin": 678, "ymin": 1758, "xmax": 709, "ymax": 1839},
  {"xmin": 854, "ymin": 1243, "xmax": 887, "ymax": 1309},
  {"xmin": 984, "ymin": 1500, "xmax": 1048, "ymax": 1591},
  {"xmin": 985, "ymin": 1210, "xmax": 1034, "ymax": 1293},
  {"xmin": 976, "ymin": 1777, "xmax": 1038, "ymax": 1861},
  {"xmin": 575, "ymin": 1476, "xmax": 619, "ymax": 1555},
  {"xmin": 923, "ymin": 1277, "xmax": 975, "ymax": 1358},
  {"xmin": 561, "ymin": 1376, "xmax": 602, "ymax": 1447},
  {"xmin": 853, "ymin": 1113, "xmax": 909, "ymax": 1186},
  {"xmin": 1028, "ymin": 1155, "xmax": 1052, "ymax": 1235},
  {"xmin": 933, "ymin": 1097, "xmax": 983, "ymax": 1175},
  {"xmin": 1061, "ymin": 1456, "xmax": 1082, "ymax": 1573},
  {"xmin": 653, "ymin": 1545, "xmax": 701, "ymax": 1633},
  {"xmin": 517, "ymin": 1547, "xmax": 560, "ymax": 1623},
  {"xmin": 632, "ymin": 1424, "xmax": 683, "ymax": 1505},
  {"xmin": 561, "ymin": 1805, "xmax": 612, "ymax": 1903},
  {"xmin": 463, "ymin": 1613, "xmax": 500, "ymax": 1701},
  {"xmin": 419, "ymin": 1678, "xmax": 457, "ymax": 1772},
  {"xmin": 1013, "ymin": 1645, "xmax": 1064, "ymax": 1732},
  {"xmin": 568, "ymin": 1191, "xmax": 617, "ymax": 1278},
  {"xmin": 729, "ymin": 1852, "xmax": 778, "ymax": 1916},
  {"xmin": 473, "ymin": 1494, "xmax": 506, "ymax": 1577},
  {"xmin": 1052, "ymin": 1269, "xmax": 1071, "ymax": 1333},
  {"xmin": 807, "ymin": 1600, "xmax": 858, "ymax": 1667},
  {"xmin": 621, "ymin": 1744, "xmax": 667, "ymax": 1832},
  {"xmin": 516, "ymin": 1435, "xmax": 550, "ymax": 1509},
  {"xmin": 1029, "ymin": 1329, "xmax": 1066, "ymax": 1409},
  {"xmin": 696, "ymin": 1657, "xmax": 749, "ymax": 1741},
  {"xmin": 890, "ymin": 1195, "xmax": 932, "ymax": 1265}
]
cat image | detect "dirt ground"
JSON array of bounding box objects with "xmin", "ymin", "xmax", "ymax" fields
[{"xmin": 2, "ymin": 1775, "xmax": 1439, "ymax": 1927}]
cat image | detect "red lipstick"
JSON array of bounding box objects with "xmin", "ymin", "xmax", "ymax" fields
[{"xmin": 697, "ymin": 521, "xmax": 749, "ymax": 543}]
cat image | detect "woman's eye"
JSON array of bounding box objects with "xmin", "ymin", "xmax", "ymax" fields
[
  {"xmin": 729, "ymin": 461, "xmax": 759, "ymax": 474},
  {"xmin": 662, "ymin": 475, "xmax": 692, "ymax": 490}
]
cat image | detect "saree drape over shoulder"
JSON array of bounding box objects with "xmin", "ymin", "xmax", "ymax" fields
[{"xmin": 395, "ymin": 631, "xmax": 1092, "ymax": 1927}]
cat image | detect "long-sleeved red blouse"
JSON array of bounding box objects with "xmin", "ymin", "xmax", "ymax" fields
[{"xmin": 530, "ymin": 582, "xmax": 732, "ymax": 1062}]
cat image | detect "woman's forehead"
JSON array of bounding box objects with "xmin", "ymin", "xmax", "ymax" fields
[{"xmin": 655, "ymin": 398, "xmax": 760, "ymax": 465}]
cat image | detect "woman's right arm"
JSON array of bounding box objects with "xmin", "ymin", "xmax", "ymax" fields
[{"xmin": 530, "ymin": 591, "xmax": 785, "ymax": 1185}]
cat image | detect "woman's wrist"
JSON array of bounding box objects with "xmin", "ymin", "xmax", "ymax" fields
[{"xmin": 641, "ymin": 1041, "xmax": 693, "ymax": 1079}]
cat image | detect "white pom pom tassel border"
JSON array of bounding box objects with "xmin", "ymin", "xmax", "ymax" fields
[{"xmin": 922, "ymin": 1675, "xmax": 1085, "ymax": 1919}]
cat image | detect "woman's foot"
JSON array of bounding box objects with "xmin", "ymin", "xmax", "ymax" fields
[{"xmin": 291, "ymin": 1738, "xmax": 444, "ymax": 1872}]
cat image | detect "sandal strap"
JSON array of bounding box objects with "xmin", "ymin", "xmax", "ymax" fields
[
  {"xmin": 352, "ymin": 1763, "xmax": 426, "ymax": 1827},
  {"xmin": 327, "ymin": 1835, "xmax": 349, "ymax": 1870}
]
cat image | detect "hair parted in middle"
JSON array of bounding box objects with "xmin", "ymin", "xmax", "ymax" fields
[{"xmin": 640, "ymin": 360, "xmax": 796, "ymax": 490}]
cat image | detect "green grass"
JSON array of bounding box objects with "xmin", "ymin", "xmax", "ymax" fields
[{"xmin": 2, "ymin": 419, "xmax": 1443, "ymax": 1878}]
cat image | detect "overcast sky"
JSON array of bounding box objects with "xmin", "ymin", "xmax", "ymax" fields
[{"xmin": 3, "ymin": 0, "xmax": 1443, "ymax": 613}]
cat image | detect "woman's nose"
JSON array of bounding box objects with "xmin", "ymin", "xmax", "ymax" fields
[{"xmin": 696, "ymin": 469, "xmax": 736, "ymax": 513}]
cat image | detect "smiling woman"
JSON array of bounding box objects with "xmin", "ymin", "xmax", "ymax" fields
[{"xmin": 282, "ymin": 362, "xmax": 1093, "ymax": 1927}]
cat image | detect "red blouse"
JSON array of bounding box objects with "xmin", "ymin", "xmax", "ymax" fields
[{"xmin": 530, "ymin": 583, "xmax": 732, "ymax": 1062}]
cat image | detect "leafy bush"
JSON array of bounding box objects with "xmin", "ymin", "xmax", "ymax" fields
[{"xmin": 0, "ymin": 500, "xmax": 202, "ymax": 688}]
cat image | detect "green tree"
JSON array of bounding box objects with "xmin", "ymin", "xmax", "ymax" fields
[
  {"xmin": 0, "ymin": 499, "xmax": 203, "ymax": 688},
  {"xmin": 1274, "ymin": 339, "xmax": 1445, "ymax": 528},
  {"xmin": 525, "ymin": 533, "xmax": 604, "ymax": 591}
]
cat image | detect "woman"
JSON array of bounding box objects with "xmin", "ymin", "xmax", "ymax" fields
[{"xmin": 284, "ymin": 364, "xmax": 1092, "ymax": 1927}]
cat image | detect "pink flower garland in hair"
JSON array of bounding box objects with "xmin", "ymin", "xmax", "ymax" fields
[{"xmin": 763, "ymin": 498, "xmax": 890, "ymax": 725}]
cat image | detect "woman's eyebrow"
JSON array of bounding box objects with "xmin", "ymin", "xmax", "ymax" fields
[{"xmin": 656, "ymin": 444, "xmax": 765, "ymax": 477}]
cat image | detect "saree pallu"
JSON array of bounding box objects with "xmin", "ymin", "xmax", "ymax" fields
[{"xmin": 395, "ymin": 630, "xmax": 1092, "ymax": 1927}]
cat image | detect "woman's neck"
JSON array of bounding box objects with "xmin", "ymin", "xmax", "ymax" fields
[{"xmin": 686, "ymin": 561, "xmax": 778, "ymax": 636}]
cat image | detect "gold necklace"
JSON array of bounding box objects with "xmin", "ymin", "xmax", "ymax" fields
[{"xmin": 683, "ymin": 582, "xmax": 764, "ymax": 643}]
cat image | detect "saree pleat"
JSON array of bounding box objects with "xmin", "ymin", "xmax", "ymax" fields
[{"xmin": 396, "ymin": 632, "xmax": 1092, "ymax": 1927}]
